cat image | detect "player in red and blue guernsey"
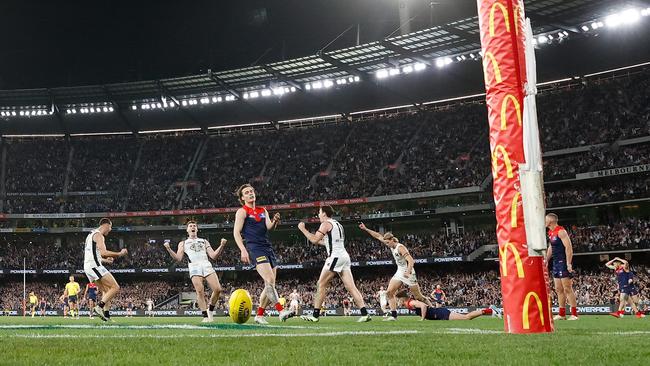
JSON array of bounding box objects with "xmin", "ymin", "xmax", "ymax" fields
[
  {"xmin": 84, "ymin": 282, "xmax": 98, "ymax": 319},
  {"xmin": 430, "ymin": 285, "xmax": 446, "ymax": 308},
  {"xmin": 233, "ymin": 184, "xmax": 294, "ymax": 324},
  {"xmin": 545, "ymin": 213, "xmax": 579, "ymax": 320},
  {"xmin": 606, "ymin": 257, "xmax": 645, "ymax": 318},
  {"xmin": 397, "ymin": 290, "xmax": 502, "ymax": 321}
]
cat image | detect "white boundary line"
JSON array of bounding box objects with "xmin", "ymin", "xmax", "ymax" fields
[{"xmin": 2, "ymin": 330, "xmax": 420, "ymax": 339}]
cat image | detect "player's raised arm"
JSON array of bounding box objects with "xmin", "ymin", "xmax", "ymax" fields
[
  {"xmin": 207, "ymin": 238, "xmax": 228, "ymax": 260},
  {"xmin": 164, "ymin": 240, "xmax": 185, "ymax": 262},
  {"xmin": 558, "ymin": 229, "xmax": 573, "ymax": 272},
  {"xmin": 605, "ymin": 257, "xmax": 619, "ymax": 270},
  {"xmin": 298, "ymin": 221, "xmax": 330, "ymax": 245},
  {"xmin": 233, "ymin": 208, "xmax": 250, "ymax": 264},
  {"xmin": 95, "ymin": 232, "xmax": 127, "ymax": 258},
  {"xmin": 358, "ymin": 223, "xmax": 390, "ymax": 245},
  {"xmin": 265, "ymin": 209, "xmax": 281, "ymax": 231}
]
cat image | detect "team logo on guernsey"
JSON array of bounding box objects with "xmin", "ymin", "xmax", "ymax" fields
[{"xmin": 188, "ymin": 241, "xmax": 204, "ymax": 252}]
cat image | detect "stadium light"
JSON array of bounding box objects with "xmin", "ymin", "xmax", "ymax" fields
[
  {"xmin": 435, "ymin": 58, "xmax": 445, "ymax": 68},
  {"xmin": 538, "ymin": 35, "xmax": 549, "ymax": 44},
  {"xmin": 312, "ymin": 81, "xmax": 323, "ymax": 89},
  {"xmin": 261, "ymin": 89, "xmax": 272, "ymax": 97},
  {"xmin": 249, "ymin": 91, "xmax": 259, "ymax": 98},
  {"xmin": 414, "ymin": 62, "xmax": 426, "ymax": 71},
  {"xmin": 376, "ymin": 69, "xmax": 389, "ymax": 79},
  {"xmin": 200, "ymin": 97, "xmax": 209, "ymax": 104},
  {"xmin": 581, "ymin": 25, "xmax": 590, "ymax": 32},
  {"xmin": 621, "ymin": 8, "xmax": 641, "ymax": 24},
  {"xmin": 388, "ymin": 68, "xmax": 400, "ymax": 76},
  {"xmin": 605, "ymin": 13, "xmax": 622, "ymax": 27},
  {"xmin": 225, "ymin": 95, "xmax": 236, "ymax": 101},
  {"xmin": 290, "ymin": 86, "xmax": 296, "ymax": 92},
  {"xmin": 402, "ymin": 65, "xmax": 413, "ymax": 74}
]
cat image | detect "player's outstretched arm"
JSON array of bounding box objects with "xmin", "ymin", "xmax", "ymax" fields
[
  {"xmin": 95, "ymin": 233, "xmax": 128, "ymax": 258},
  {"xmin": 233, "ymin": 208, "xmax": 250, "ymax": 264},
  {"xmin": 298, "ymin": 222, "xmax": 329, "ymax": 244},
  {"xmin": 164, "ymin": 241, "xmax": 185, "ymax": 262},
  {"xmin": 605, "ymin": 258, "xmax": 618, "ymax": 270},
  {"xmin": 207, "ymin": 239, "xmax": 228, "ymax": 260},
  {"xmin": 358, "ymin": 223, "xmax": 389, "ymax": 245}
]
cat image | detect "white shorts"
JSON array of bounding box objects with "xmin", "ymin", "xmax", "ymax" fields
[
  {"xmin": 380, "ymin": 299, "xmax": 388, "ymax": 308},
  {"xmin": 189, "ymin": 261, "xmax": 215, "ymax": 278},
  {"xmin": 392, "ymin": 270, "xmax": 418, "ymax": 287},
  {"xmin": 84, "ymin": 265, "xmax": 110, "ymax": 282},
  {"xmin": 324, "ymin": 254, "xmax": 351, "ymax": 273},
  {"xmin": 290, "ymin": 300, "xmax": 299, "ymax": 308}
]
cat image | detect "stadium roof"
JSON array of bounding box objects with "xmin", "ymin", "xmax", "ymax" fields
[{"xmin": 0, "ymin": 0, "xmax": 649, "ymax": 136}]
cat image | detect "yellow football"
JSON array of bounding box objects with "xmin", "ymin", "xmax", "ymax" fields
[{"xmin": 229, "ymin": 289, "xmax": 252, "ymax": 324}]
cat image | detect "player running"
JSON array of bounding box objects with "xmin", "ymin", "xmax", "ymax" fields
[
  {"xmin": 298, "ymin": 206, "xmax": 371, "ymax": 323},
  {"xmin": 545, "ymin": 213, "xmax": 579, "ymax": 321},
  {"xmin": 397, "ymin": 290, "xmax": 502, "ymax": 321},
  {"xmin": 84, "ymin": 282, "xmax": 98, "ymax": 318},
  {"xmin": 233, "ymin": 184, "xmax": 293, "ymax": 324},
  {"xmin": 28, "ymin": 292, "xmax": 38, "ymax": 318},
  {"xmin": 83, "ymin": 218, "xmax": 128, "ymax": 322},
  {"xmin": 606, "ymin": 257, "xmax": 645, "ymax": 318},
  {"xmin": 359, "ymin": 223, "xmax": 432, "ymax": 321},
  {"xmin": 164, "ymin": 221, "xmax": 227, "ymax": 323},
  {"xmin": 377, "ymin": 287, "xmax": 389, "ymax": 316},
  {"xmin": 64, "ymin": 276, "xmax": 81, "ymax": 319},
  {"xmin": 431, "ymin": 285, "xmax": 447, "ymax": 308},
  {"xmin": 146, "ymin": 298, "xmax": 155, "ymax": 317}
]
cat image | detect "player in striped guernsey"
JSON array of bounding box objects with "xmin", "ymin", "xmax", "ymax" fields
[
  {"xmin": 359, "ymin": 222, "xmax": 433, "ymax": 321},
  {"xmin": 164, "ymin": 220, "xmax": 227, "ymax": 322},
  {"xmin": 298, "ymin": 205, "xmax": 371, "ymax": 323},
  {"xmin": 83, "ymin": 218, "xmax": 128, "ymax": 322}
]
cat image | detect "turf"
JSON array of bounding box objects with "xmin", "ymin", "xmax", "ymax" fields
[{"xmin": 0, "ymin": 315, "xmax": 648, "ymax": 365}]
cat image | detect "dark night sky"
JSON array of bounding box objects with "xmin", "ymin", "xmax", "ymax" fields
[{"xmin": 0, "ymin": 0, "xmax": 477, "ymax": 90}]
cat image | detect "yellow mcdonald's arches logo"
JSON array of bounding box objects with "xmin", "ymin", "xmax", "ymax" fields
[
  {"xmin": 489, "ymin": 2, "xmax": 510, "ymax": 37},
  {"xmin": 491, "ymin": 145, "xmax": 514, "ymax": 179},
  {"xmin": 498, "ymin": 242, "xmax": 524, "ymax": 278},
  {"xmin": 523, "ymin": 291, "xmax": 545, "ymax": 330},
  {"xmin": 500, "ymin": 94, "xmax": 522, "ymax": 130},
  {"xmin": 482, "ymin": 51, "xmax": 503, "ymax": 85},
  {"xmin": 510, "ymin": 192, "xmax": 520, "ymax": 228}
]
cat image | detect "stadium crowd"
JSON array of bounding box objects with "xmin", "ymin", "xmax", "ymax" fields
[
  {"xmin": 1, "ymin": 70, "xmax": 649, "ymax": 213},
  {"xmin": 0, "ymin": 218, "xmax": 648, "ymax": 270}
]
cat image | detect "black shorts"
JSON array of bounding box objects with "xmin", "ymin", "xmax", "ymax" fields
[
  {"xmin": 552, "ymin": 261, "xmax": 571, "ymax": 279},
  {"xmin": 426, "ymin": 307, "xmax": 451, "ymax": 320},
  {"xmin": 247, "ymin": 245, "xmax": 277, "ymax": 268},
  {"xmin": 68, "ymin": 295, "xmax": 78, "ymax": 304}
]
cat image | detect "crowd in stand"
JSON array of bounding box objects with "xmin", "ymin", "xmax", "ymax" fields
[
  {"xmin": 545, "ymin": 175, "xmax": 650, "ymax": 207},
  {"xmin": 0, "ymin": 218, "xmax": 648, "ymax": 271},
  {"xmin": 1, "ymin": 70, "xmax": 649, "ymax": 213},
  {"xmin": 2, "ymin": 264, "xmax": 647, "ymax": 312}
]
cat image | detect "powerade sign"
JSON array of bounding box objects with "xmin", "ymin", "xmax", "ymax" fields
[
  {"xmin": 2, "ymin": 305, "xmax": 623, "ymax": 316},
  {"xmin": 0, "ymin": 256, "xmax": 469, "ymax": 276}
]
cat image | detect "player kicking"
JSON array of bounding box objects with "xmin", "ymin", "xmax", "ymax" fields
[
  {"xmin": 233, "ymin": 184, "xmax": 293, "ymax": 324},
  {"xmin": 83, "ymin": 218, "xmax": 128, "ymax": 322},
  {"xmin": 545, "ymin": 213, "xmax": 579, "ymax": 320},
  {"xmin": 431, "ymin": 285, "xmax": 447, "ymax": 308},
  {"xmin": 359, "ymin": 223, "xmax": 432, "ymax": 321},
  {"xmin": 606, "ymin": 257, "xmax": 645, "ymax": 318},
  {"xmin": 397, "ymin": 291, "xmax": 502, "ymax": 321},
  {"xmin": 164, "ymin": 221, "xmax": 227, "ymax": 322},
  {"xmin": 298, "ymin": 205, "xmax": 371, "ymax": 323}
]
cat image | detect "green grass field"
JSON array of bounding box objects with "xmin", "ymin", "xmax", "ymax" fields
[{"xmin": 0, "ymin": 315, "xmax": 648, "ymax": 365}]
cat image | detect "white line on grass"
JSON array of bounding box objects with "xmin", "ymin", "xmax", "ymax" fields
[
  {"xmin": 3, "ymin": 330, "xmax": 420, "ymax": 339},
  {"xmin": 0, "ymin": 324, "xmax": 322, "ymax": 330},
  {"xmin": 443, "ymin": 328, "xmax": 502, "ymax": 334}
]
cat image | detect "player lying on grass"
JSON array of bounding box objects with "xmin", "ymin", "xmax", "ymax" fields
[{"xmin": 396, "ymin": 290, "xmax": 502, "ymax": 321}]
